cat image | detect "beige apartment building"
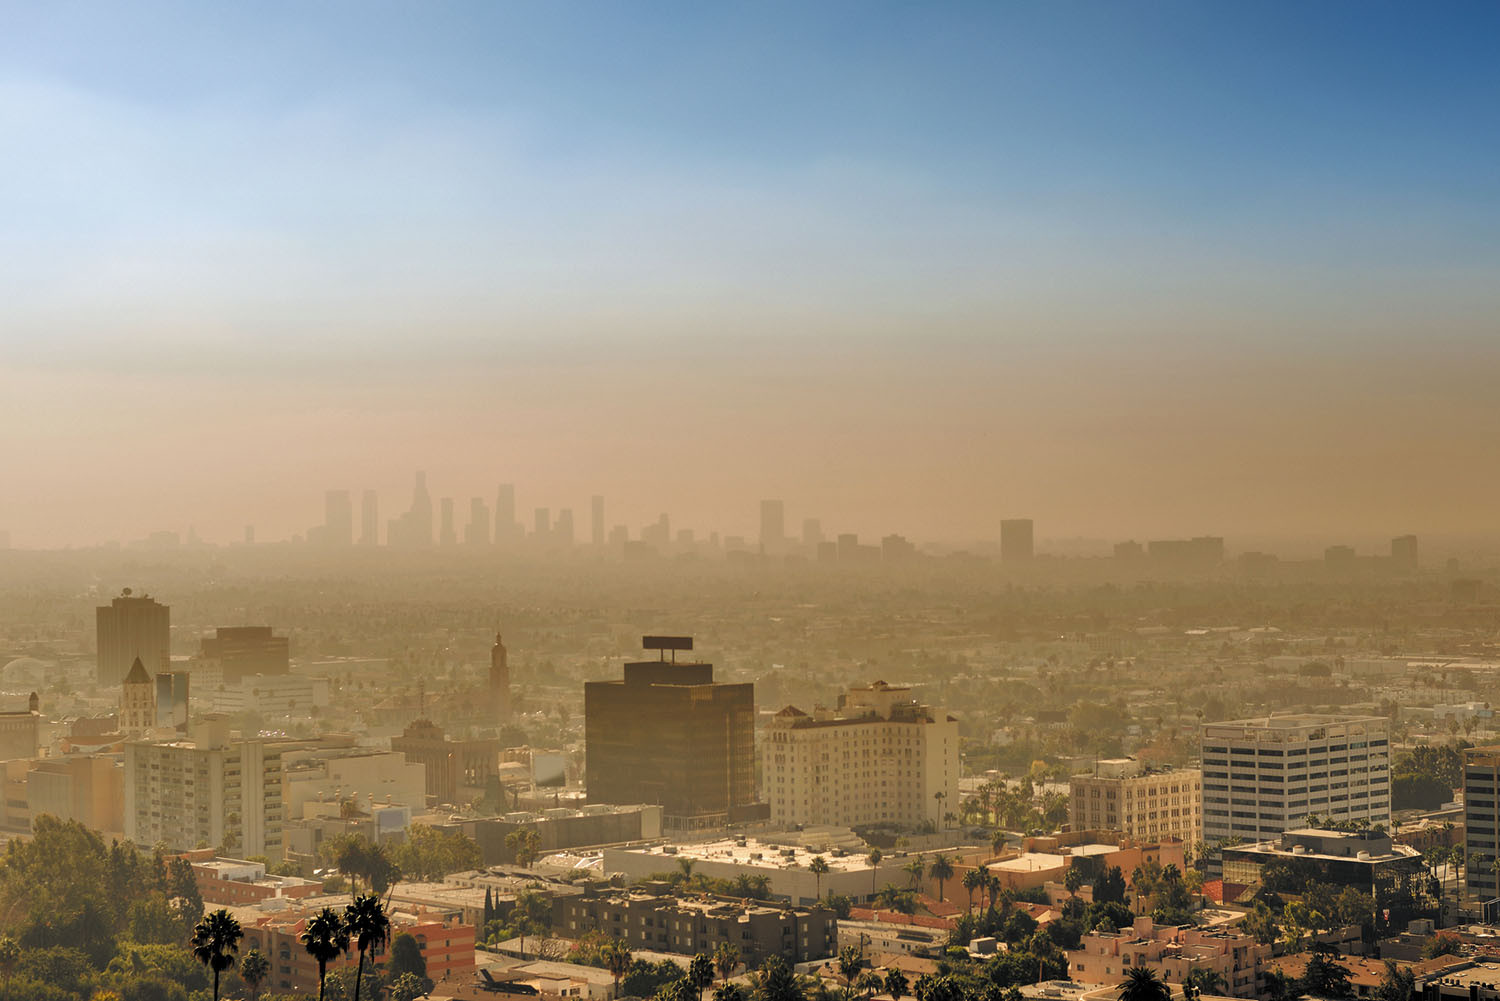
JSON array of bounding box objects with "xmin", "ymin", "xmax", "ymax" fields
[
  {"xmin": 125, "ymin": 716, "xmax": 285, "ymax": 859},
  {"xmin": 765, "ymin": 681, "xmax": 959, "ymax": 829},
  {"xmin": 1069, "ymin": 758, "xmax": 1203, "ymax": 846}
]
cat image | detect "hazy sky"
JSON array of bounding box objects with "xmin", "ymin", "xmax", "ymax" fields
[{"xmin": 3, "ymin": 2, "xmax": 1499, "ymax": 548}]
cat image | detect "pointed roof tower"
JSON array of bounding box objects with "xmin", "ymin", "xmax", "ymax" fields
[{"xmin": 123, "ymin": 656, "xmax": 151, "ymax": 686}]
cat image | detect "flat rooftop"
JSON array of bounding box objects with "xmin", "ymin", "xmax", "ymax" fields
[
  {"xmin": 616, "ymin": 838, "xmax": 881, "ymax": 872},
  {"xmin": 1203, "ymin": 713, "xmax": 1386, "ymax": 729}
]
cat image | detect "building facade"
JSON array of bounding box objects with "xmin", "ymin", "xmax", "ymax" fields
[
  {"xmin": 765, "ymin": 681, "xmax": 959, "ymax": 829},
  {"xmin": 1200, "ymin": 714, "xmax": 1391, "ymax": 846},
  {"xmin": 97, "ymin": 589, "xmax": 170, "ymax": 686},
  {"xmin": 1464, "ymin": 745, "xmax": 1500, "ymax": 899},
  {"xmin": 124, "ymin": 717, "xmax": 285, "ymax": 858},
  {"xmin": 197, "ymin": 626, "xmax": 290, "ymax": 684},
  {"xmin": 1069, "ymin": 759, "xmax": 1203, "ymax": 846},
  {"xmin": 391, "ymin": 718, "xmax": 498, "ymax": 807},
  {"xmin": 557, "ymin": 890, "xmax": 836, "ymax": 966},
  {"xmin": 584, "ymin": 656, "xmax": 762, "ymax": 831}
]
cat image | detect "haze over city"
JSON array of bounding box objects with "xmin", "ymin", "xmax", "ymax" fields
[{"xmin": 4, "ymin": 2, "xmax": 1500, "ymax": 549}]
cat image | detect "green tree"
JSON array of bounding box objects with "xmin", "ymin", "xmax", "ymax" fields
[
  {"xmin": 390, "ymin": 825, "xmax": 482, "ymax": 881},
  {"xmin": 713, "ymin": 942, "xmax": 740, "ymax": 984},
  {"xmin": 1064, "ymin": 867, "xmax": 1084, "ymax": 898},
  {"xmin": 1301, "ymin": 953, "xmax": 1355, "ymax": 999},
  {"xmin": 715, "ymin": 986, "xmax": 746, "ymax": 1001},
  {"xmin": 389, "ymin": 972, "xmax": 429, "ymax": 1001},
  {"xmin": 0, "ymin": 936, "xmax": 17, "ymax": 989},
  {"xmin": 689, "ymin": 954, "xmax": 716, "ymax": 992},
  {"xmin": 749, "ymin": 954, "xmax": 806, "ymax": 1001},
  {"xmin": 962, "ymin": 868, "xmax": 984, "ymax": 913},
  {"xmin": 885, "ymin": 969, "xmax": 909, "ymax": 1000},
  {"xmin": 903, "ymin": 858, "xmax": 926, "ymax": 891},
  {"xmin": 866, "ymin": 850, "xmax": 883, "ymax": 899},
  {"xmin": 1374, "ymin": 960, "xmax": 1415, "ymax": 1001},
  {"xmin": 1117, "ymin": 967, "xmax": 1170, "ymax": 1001},
  {"xmin": 930, "ymin": 855, "xmax": 955, "ymax": 902},
  {"xmin": 300, "ymin": 906, "xmax": 350, "ymax": 1001},
  {"xmin": 386, "ymin": 933, "xmax": 427, "ymax": 983},
  {"xmin": 808, "ymin": 857, "xmax": 830, "ymax": 901},
  {"xmin": 506, "ymin": 829, "xmax": 544, "ymax": 868},
  {"xmin": 603, "ymin": 940, "xmax": 633, "ymax": 992},
  {"xmin": 240, "ymin": 949, "xmax": 270, "ymax": 1001},
  {"xmin": 190, "ymin": 909, "xmax": 243, "ymax": 1001},
  {"xmin": 838, "ymin": 944, "xmax": 864, "ymax": 988},
  {"xmin": 344, "ymin": 893, "xmax": 391, "ymax": 1001},
  {"xmin": 1185, "ymin": 969, "xmax": 1224, "ymax": 998}
]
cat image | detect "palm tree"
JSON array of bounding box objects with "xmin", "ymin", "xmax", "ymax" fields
[
  {"xmin": 885, "ymin": 968, "xmax": 909, "ymax": 1000},
  {"xmin": 838, "ymin": 944, "xmax": 864, "ymax": 988},
  {"xmin": 903, "ymin": 858, "xmax": 926, "ymax": 891},
  {"xmin": 301, "ymin": 906, "xmax": 351, "ymax": 1001},
  {"xmin": 929, "ymin": 855, "xmax": 954, "ymax": 903},
  {"xmin": 856, "ymin": 971, "xmax": 884, "ymax": 999},
  {"xmin": 933, "ymin": 791, "xmax": 947, "ymax": 829},
  {"xmin": 809, "ymin": 856, "xmax": 831, "ymax": 901},
  {"xmin": 712, "ymin": 941, "xmax": 739, "ymax": 985},
  {"xmin": 191, "ymin": 909, "xmax": 243, "ymax": 1001},
  {"xmin": 1186, "ymin": 968, "xmax": 1225, "ymax": 998},
  {"xmin": 344, "ymin": 892, "xmax": 391, "ymax": 1001},
  {"xmin": 962, "ymin": 868, "xmax": 984, "ymax": 913},
  {"xmin": 867, "ymin": 849, "xmax": 883, "ymax": 899},
  {"xmin": 604, "ymin": 939, "xmax": 633, "ymax": 992},
  {"xmin": 240, "ymin": 949, "xmax": 271, "ymax": 1001},
  {"xmin": 689, "ymin": 953, "xmax": 716, "ymax": 993},
  {"xmin": 1118, "ymin": 966, "xmax": 1171, "ymax": 1001}
]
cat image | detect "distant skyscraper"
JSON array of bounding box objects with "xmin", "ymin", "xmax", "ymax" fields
[
  {"xmin": 556, "ymin": 508, "xmax": 575, "ymax": 547},
  {"xmin": 439, "ymin": 497, "xmax": 456, "ymax": 545},
  {"xmin": 198, "ymin": 626, "xmax": 290, "ymax": 685},
  {"xmin": 97, "ymin": 589, "xmax": 170, "ymax": 687},
  {"xmin": 534, "ymin": 507, "xmax": 550, "ymax": 538},
  {"xmin": 1000, "ymin": 519, "xmax": 1034, "ymax": 562},
  {"xmin": 495, "ymin": 484, "xmax": 516, "ymax": 543},
  {"xmin": 324, "ymin": 490, "xmax": 353, "ymax": 546},
  {"xmin": 591, "ymin": 495, "xmax": 605, "ymax": 547},
  {"xmin": 1391, "ymin": 534, "xmax": 1418, "ymax": 571},
  {"xmin": 802, "ymin": 518, "xmax": 822, "ymax": 548},
  {"xmin": 388, "ymin": 471, "xmax": 434, "ymax": 547},
  {"xmin": 466, "ymin": 497, "xmax": 491, "ymax": 545},
  {"xmin": 359, "ymin": 489, "xmax": 379, "ymax": 546},
  {"xmin": 243, "ymin": 525, "xmax": 254, "ymax": 545},
  {"xmin": 759, "ymin": 500, "xmax": 785, "ymax": 553}
]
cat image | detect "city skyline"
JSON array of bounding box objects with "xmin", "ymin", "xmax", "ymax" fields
[{"xmin": 4, "ymin": 3, "xmax": 1500, "ymax": 547}]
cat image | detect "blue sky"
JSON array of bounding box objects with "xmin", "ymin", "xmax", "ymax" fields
[{"xmin": 3, "ymin": 2, "xmax": 1499, "ymax": 544}]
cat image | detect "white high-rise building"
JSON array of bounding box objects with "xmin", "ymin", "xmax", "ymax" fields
[
  {"xmin": 765, "ymin": 681, "xmax": 958, "ymax": 829},
  {"xmin": 1200, "ymin": 714, "xmax": 1391, "ymax": 846},
  {"xmin": 125, "ymin": 717, "xmax": 285, "ymax": 859}
]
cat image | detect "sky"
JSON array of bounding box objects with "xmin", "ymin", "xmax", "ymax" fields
[{"xmin": 2, "ymin": 2, "xmax": 1499, "ymax": 548}]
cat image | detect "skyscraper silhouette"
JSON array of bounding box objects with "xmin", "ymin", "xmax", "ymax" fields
[
  {"xmin": 359, "ymin": 489, "xmax": 379, "ymax": 546},
  {"xmin": 1000, "ymin": 519, "xmax": 1034, "ymax": 562},
  {"xmin": 760, "ymin": 500, "xmax": 785, "ymax": 553},
  {"xmin": 495, "ymin": 483, "xmax": 516, "ymax": 543},
  {"xmin": 591, "ymin": 495, "xmax": 605, "ymax": 547},
  {"xmin": 97, "ymin": 589, "xmax": 170, "ymax": 687},
  {"xmin": 324, "ymin": 490, "xmax": 353, "ymax": 546}
]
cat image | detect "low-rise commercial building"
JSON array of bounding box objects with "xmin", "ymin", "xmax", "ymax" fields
[
  {"xmin": 1070, "ymin": 759, "xmax": 1203, "ymax": 846},
  {"xmin": 556, "ymin": 889, "xmax": 836, "ymax": 966},
  {"xmin": 434, "ymin": 804, "xmax": 664, "ymax": 866},
  {"xmin": 1067, "ymin": 917, "xmax": 1272, "ymax": 997},
  {"xmin": 602, "ymin": 838, "xmax": 918, "ymax": 905},
  {"xmin": 1222, "ymin": 828, "xmax": 1433, "ymax": 928}
]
